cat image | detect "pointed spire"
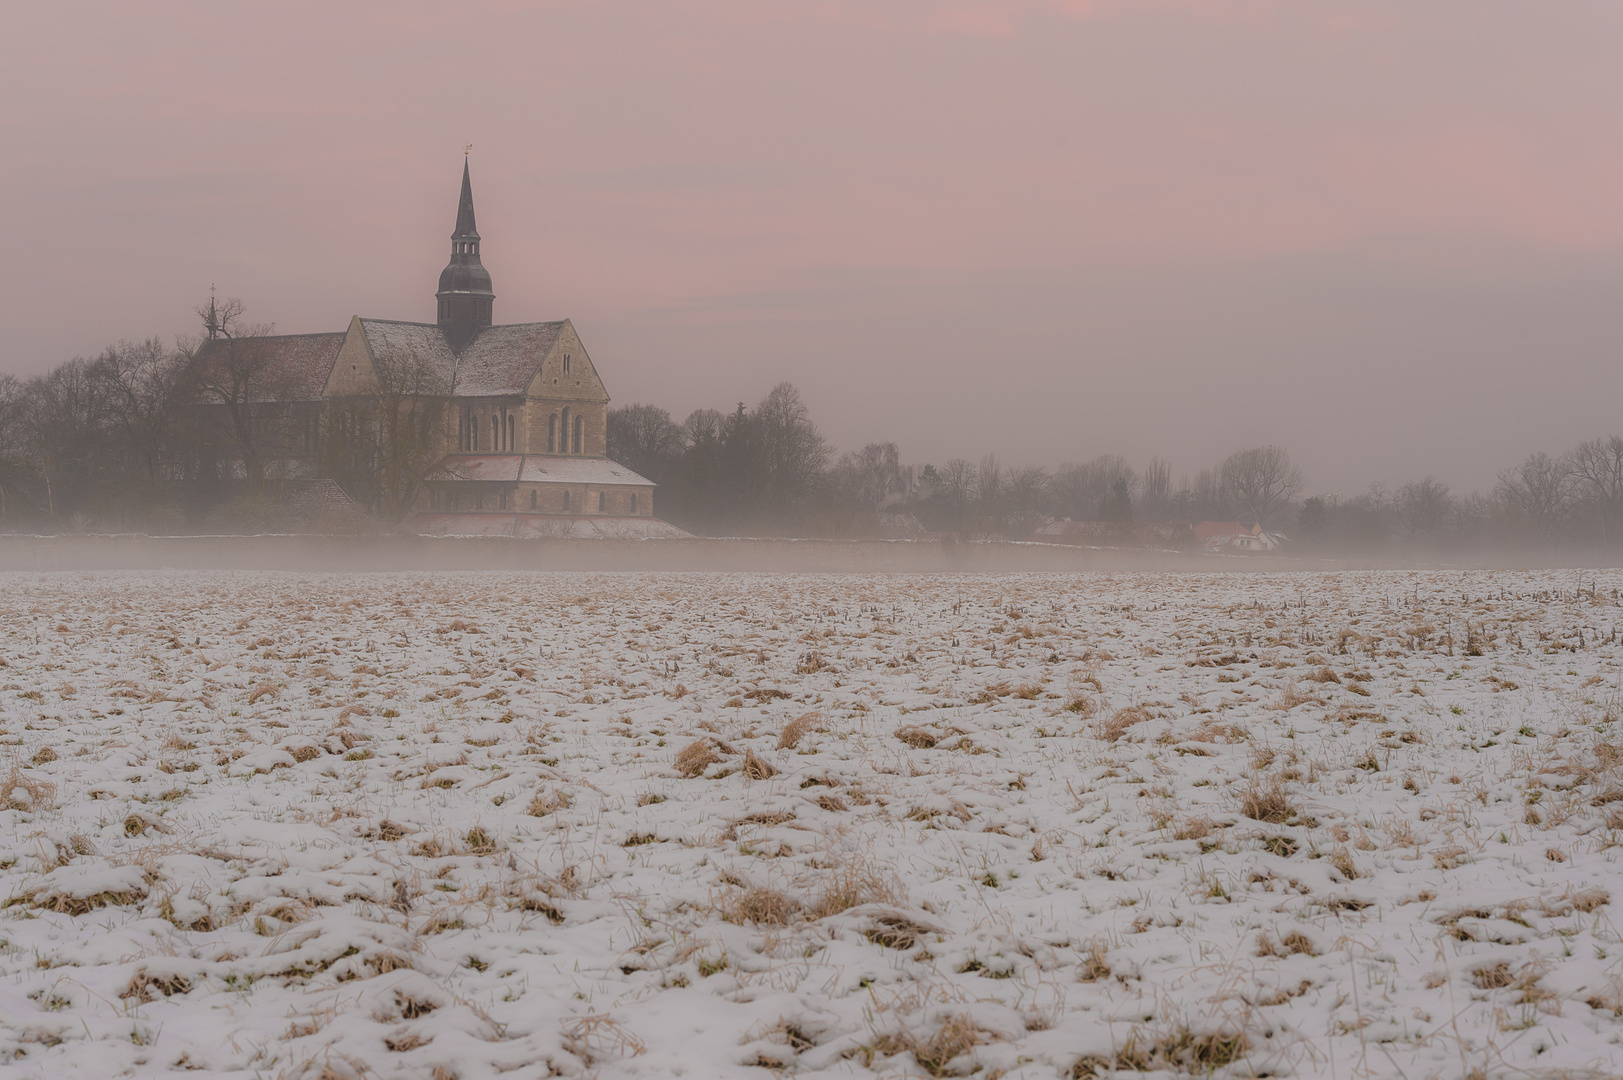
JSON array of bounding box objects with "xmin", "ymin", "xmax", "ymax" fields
[
  {"xmin": 437, "ymin": 154, "xmax": 494, "ymax": 352},
  {"xmin": 453, "ymin": 158, "xmax": 479, "ymax": 239}
]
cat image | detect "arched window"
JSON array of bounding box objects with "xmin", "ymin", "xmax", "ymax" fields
[
  {"xmin": 492, "ymin": 415, "xmax": 500, "ymax": 451},
  {"xmin": 548, "ymin": 414, "xmax": 557, "ymax": 452},
  {"xmin": 562, "ymin": 490, "xmax": 570, "ymax": 510},
  {"xmin": 529, "ymin": 489, "xmax": 536, "ymax": 510},
  {"xmin": 631, "ymin": 493, "xmax": 638, "ymax": 513},
  {"xmin": 561, "ymin": 408, "xmax": 571, "ymax": 454},
  {"xmin": 500, "ymin": 489, "xmax": 508, "ymax": 510},
  {"xmin": 574, "ymin": 415, "xmax": 583, "ymax": 454},
  {"xmin": 597, "ymin": 490, "xmax": 606, "ymax": 512},
  {"xmin": 507, "ymin": 414, "xmax": 515, "ymax": 451},
  {"xmin": 476, "ymin": 490, "xmax": 483, "ymax": 511}
]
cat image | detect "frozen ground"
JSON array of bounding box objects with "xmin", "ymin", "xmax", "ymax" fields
[{"xmin": 0, "ymin": 570, "xmax": 1620, "ymax": 1080}]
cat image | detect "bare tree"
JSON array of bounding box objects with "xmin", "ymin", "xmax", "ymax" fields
[
  {"xmin": 91, "ymin": 337, "xmax": 189, "ymax": 487},
  {"xmin": 836, "ymin": 442, "xmax": 906, "ymax": 510},
  {"xmin": 184, "ymin": 297, "xmax": 289, "ymax": 487},
  {"xmin": 937, "ymin": 458, "xmax": 976, "ymax": 528},
  {"xmin": 0, "ymin": 373, "xmax": 30, "ymax": 519},
  {"xmin": 1006, "ymin": 464, "xmax": 1049, "ymax": 531},
  {"xmin": 322, "ymin": 344, "xmax": 452, "ymax": 523},
  {"xmin": 754, "ymin": 382, "xmax": 829, "ymax": 508},
  {"xmin": 976, "ymin": 453, "xmax": 1004, "ymax": 526},
  {"xmin": 1494, "ymin": 451, "xmax": 1572, "ymax": 542},
  {"xmin": 1393, "ymin": 476, "xmax": 1454, "ymax": 543},
  {"xmin": 1568, "ymin": 435, "xmax": 1623, "ymax": 545},
  {"xmin": 682, "ymin": 408, "xmax": 727, "ymax": 448},
  {"xmin": 1139, "ymin": 456, "xmax": 1172, "ymax": 517},
  {"xmin": 15, "ymin": 359, "xmax": 108, "ymax": 521},
  {"xmin": 608, "ymin": 403, "xmax": 683, "ymax": 483},
  {"xmin": 1220, "ymin": 446, "xmax": 1302, "ymax": 528},
  {"xmin": 1051, "ymin": 455, "xmax": 1135, "ymax": 520}
]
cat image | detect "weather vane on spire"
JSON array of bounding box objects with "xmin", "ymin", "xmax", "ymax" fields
[{"xmin": 464, "ymin": 144, "xmax": 472, "ymax": 158}]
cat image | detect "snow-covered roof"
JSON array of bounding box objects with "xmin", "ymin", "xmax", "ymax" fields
[
  {"xmin": 192, "ymin": 333, "xmax": 346, "ymax": 403},
  {"xmin": 435, "ymin": 455, "xmax": 655, "ymax": 486},
  {"xmin": 357, "ymin": 319, "xmax": 570, "ymax": 399}
]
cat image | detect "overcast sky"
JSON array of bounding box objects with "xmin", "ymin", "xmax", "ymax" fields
[{"xmin": 4, "ymin": 1, "xmax": 1621, "ymax": 494}]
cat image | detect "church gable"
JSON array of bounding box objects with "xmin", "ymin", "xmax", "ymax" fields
[
  {"xmin": 526, "ymin": 320, "xmax": 609, "ymax": 404},
  {"xmin": 323, "ymin": 317, "xmax": 380, "ymax": 397}
]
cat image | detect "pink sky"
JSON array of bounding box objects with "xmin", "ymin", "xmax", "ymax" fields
[{"xmin": 4, "ymin": 1, "xmax": 1622, "ymax": 493}]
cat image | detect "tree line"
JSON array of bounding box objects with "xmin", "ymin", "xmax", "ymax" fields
[
  {"xmin": 1, "ymin": 306, "xmax": 1620, "ymax": 553},
  {"xmin": 612, "ymin": 391, "xmax": 1623, "ymax": 554}
]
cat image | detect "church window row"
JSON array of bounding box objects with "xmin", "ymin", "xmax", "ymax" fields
[
  {"xmin": 453, "ymin": 241, "xmax": 479, "ymax": 255},
  {"xmin": 458, "ymin": 406, "xmax": 519, "ymax": 452},
  {"xmin": 547, "ymin": 409, "xmax": 585, "ymax": 454}
]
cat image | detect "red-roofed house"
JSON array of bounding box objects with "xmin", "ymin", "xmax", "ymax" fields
[{"xmin": 1193, "ymin": 521, "xmax": 1287, "ymax": 553}]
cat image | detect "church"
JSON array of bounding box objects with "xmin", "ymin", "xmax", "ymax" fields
[{"xmin": 193, "ymin": 160, "xmax": 682, "ymax": 538}]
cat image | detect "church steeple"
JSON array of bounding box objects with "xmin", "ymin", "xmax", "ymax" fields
[{"xmin": 436, "ymin": 155, "xmax": 495, "ymax": 353}]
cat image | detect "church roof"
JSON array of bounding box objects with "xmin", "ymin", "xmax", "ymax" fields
[
  {"xmin": 355, "ymin": 319, "xmax": 568, "ymax": 397},
  {"xmin": 192, "ymin": 332, "xmax": 346, "ymax": 403},
  {"xmin": 457, "ymin": 321, "xmax": 568, "ymax": 395},
  {"xmin": 436, "ymin": 454, "xmax": 655, "ymax": 486}
]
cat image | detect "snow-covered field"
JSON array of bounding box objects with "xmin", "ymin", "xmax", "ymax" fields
[{"xmin": 0, "ymin": 570, "xmax": 1620, "ymax": 1080}]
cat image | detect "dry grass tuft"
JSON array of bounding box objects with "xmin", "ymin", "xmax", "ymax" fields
[
  {"xmin": 807, "ymin": 856, "xmax": 901, "ymax": 920},
  {"xmin": 1098, "ymin": 706, "xmax": 1151, "ymax": 742},
  {"xmin": 1072, "ymin": 1024, "xmax": 1249, "ymax": 1078},
  {"xmin": 526, "ymin": 789, "xmax": 571, "ymax": 817},
  {"xmin": 777, "ymin": 711, "xmax": 822, "ymax": 750},
  {"xmin": 1570, "ymin": 888, "xmax": 1610, "ymax": 913},
  {"xmin": 895, "ymin": 727, "xmax": 938, "ymax": 749},
  {"xmin": 1063, "ymin": 693, "xmax": 1097, "ymax": 716},
  {"xmin": 1258, "ymin": 930, "xmax": 1317, "ymax": 957},
  {"xmin": 874, "ymin": 1013, "xmax": 992, "ymax": 1077},
  {"xmin": 864, "ymin": 913, "xmax": 934, "ymax": 950},
  {"xmin": 743, "ymin": 750, "xmax": 778, "ymax": 781},
  {"xmin": 675, "ymin": 739, "xmax": 723, "ymax": 777},
  {"xmin": 0, "ymin": 766, "xmax": 55, "ymax": 812},
  {"xmin": 30, "ymin": 887, "xmax": 146, "ymax": 915},
  {"xmin": 372, "ymin": 819, "xmax": 410, "ymax": 841},
  {"xmin": 1473, "ymin": 962, "xmax": 1514, "ymax": 989},
  {"xmin": 1077, "ymin": 939, "xmax": 1112, "ymax": 981},
  {"xmin": 121, "ymin": 969, "xmax": 192, "ymax": 1002},
  {"xmin": 1172, "ymin": 816, "xmax": 1213, "ymax": 841},
  {"xmin": 718, "ymin": 885, "xmax": 798, "ymax": 926},
  {"xmin": 561, "ymin": 1014, "xmax": 645, "ymax": 1065},
  {"xmin": 1239, "ymin": 775, "xmax": 1296, "ymax": 823}
]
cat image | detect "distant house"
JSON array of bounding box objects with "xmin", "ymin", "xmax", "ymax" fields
[
  {"xmin": 875, "ymin": 512, "xmax": 928, "ymax": 539},
  {"xmin": 1194, "ymin": 521, "xmax": 1287, "ymax": 553}
]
